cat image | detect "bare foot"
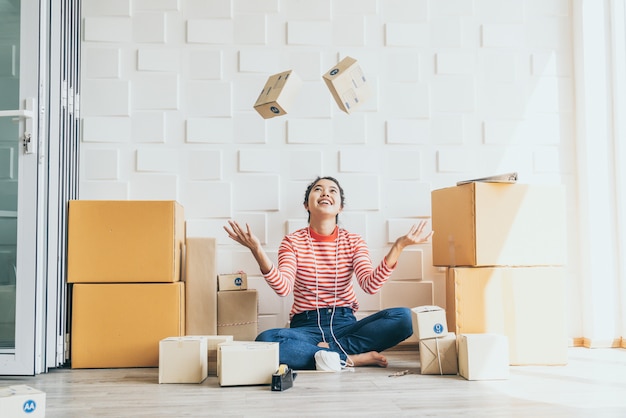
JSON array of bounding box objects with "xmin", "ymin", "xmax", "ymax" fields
[
  {"xmin": 347, "ymin": 351, "xmax": 388, "ymax": 368},
  {"xmin": 317, "ymin": 342, "xmax": 330, "ymax": 348}
]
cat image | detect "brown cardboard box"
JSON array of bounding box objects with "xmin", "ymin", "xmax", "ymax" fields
[
  {"xmin": 253, "ymin": 70, "xmax": 302, "ymax": 119},
  {"xmin": 419, "ymin": 332, "xmax": 458, "ymax": 375},
  {"xmin": 431, "ymin": 183, "xmax": 566, "ymax": 267},
  {"xmin": 447, "ymin": 267, "xmax": 567, "ymax": 365},
  {"xmin": 411, "ymin": 305, "xmax": 448, "ymax": 341},
  {"xmin": 218, "ymin": 273, "xmax": 248, "ymax": 291},
  {"xmin": 184, "ymin": 238, "xmax": 217, "ymax": 335},
  {"xmin": 458, "ymin": 333, "xmax": 509, "ymax": 380},
  {"xmin": 159, "ymin": 336, "xmax": 208, "ymax": 384},
  {"xmin": 322, "ymin": 56, "xmax": 371, "ymax": 114},
  {"xmin": 71, "ymin": 282, "xmax": 185, "ymax": 368},
  {"xmin": 217, "ymin": 290, "xmax": 258, "ymax": 341},
  {"xmin": 217, "ymin": 341, "xmax": 279, "ymax": 386},
  {"xmin": 67, "ymin": 200, "xmax": 185, "ymax": 283}
]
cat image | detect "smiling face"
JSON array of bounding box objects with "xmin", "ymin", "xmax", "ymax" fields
[{"xmin": 303, "ymin": 177, "xmax": 345, "ymax": 223}]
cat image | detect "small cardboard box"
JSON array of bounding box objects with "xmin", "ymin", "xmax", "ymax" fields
[
  {"xmin": 217, "ymin": 289, "xmax": 258, "ymax": 341},
  {"xmin": 0, "ymin": 385, "xmax": 46, "ymax": 418},
  {"xmin": 185, "ymin": 238, "xmax": 218, "ymax": 335},
  {"xmin": 254, "ymin": 70, "xmax": 302, "ymax": 119},
  {"xmin": 67, "ymin": 200, "xmax": 185, "ymax": 283},
  {"xmin": 218, "ymin": 341, "xmax": 279, "ymax": 386},
  {"xmin": 411, "ymin": 306, "xmax": 448, "ymax": 340},
  {"xmin": 447, "ymin": 266, "xmax": 567, "ymax": 365},
  {"xmin": 322, "ymin": 56, "xmax": 371, "ymax": 114},
  {"xmin": 218, "ymin": 273, "xmax": 248, "ymax": 291},
  {"xmin": 419, "ymin": 332, "xmax": 458, "ymax": 375},
  {"xmin": 431, "ymin": 183, "xmax": 566, "ymax": 267},
  {"xmin": 71, "ymin": 282, "xmax": 185, "ymax": 368},
  {"xmin": 457, "ymin": 334, "xmax": 509, "ymax": 380},
  {"xmin": 159, "ymin": 336, "xmax": 208, "ymax": 384}
]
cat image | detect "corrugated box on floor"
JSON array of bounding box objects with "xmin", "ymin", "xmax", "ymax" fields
[
  {"xmin": 218, "ymin": 273, "xmax": 248, "ymax": 291},
  {"xmin": 431, "ymin": 183, "xmax": 566, "ymax": 267},
  {"xmin": 71, "ymin": 282, "xmax": 185, "ymax": 368},
  {"xmin": 323, "ymin": 56, "xmax": 371, "ymax": 114},
  {"xmin": 185, "ymin": 238, "xmax": 218, "ymax": 335},
  {"xmin": 217, "ymin": 289, "xmax": 258, "ymax": 341},
  {"xmin": 447, "ymin": 266, "xmax": 567, "ymax": 365},
  {"xmin": 217, "ymin": 341, "xmax": 279, "ymax": 386},
  {"xmin": 419, "ymin": 332, "xmax": 458, "ymax": 375},
  {"xmin": 253, "ymin": 70, "xmax": 302, "ymax": 119},
  {"xmin": 457, "ymin": 334, "xmax": 509, "ymax": 380},
  {"xmin": 0, "ymin": 385, "xmax": 46, "ymax": 418},
  {"xmin": 67, "ymin": 200, "xmax": 185, "ymax": 283},
  {"xmin": 411, "ymin": 305, "xmax": 448, "ymax": 340},
  {"xmin": 159, "ymin": 336, "xmax": 208, "ymax": 384},
  {"xmin": 206, "ymin": 335, "xmax": 233, "ymax": 376}
]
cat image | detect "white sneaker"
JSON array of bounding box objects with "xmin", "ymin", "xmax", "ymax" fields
[{"xmin": 314, "ymin": 350, "xmax": 342, "ymax": 372}]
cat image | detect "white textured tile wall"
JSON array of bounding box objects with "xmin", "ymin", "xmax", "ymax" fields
[{"xmin": 81, "ymin": 0, "xmax": 577, "ymax": 334}]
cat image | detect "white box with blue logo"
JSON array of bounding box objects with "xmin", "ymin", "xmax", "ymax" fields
[
  {"xmin": 253, "ymin": 70, "xmax": 302, "ymax": 119},
  {"xmin": 218, "ymin": 273, "xmax": 248, "ymax": 291},
  {"xmin": 411, "ymin": 305, "xmax": 448, "ymax": 340},
  {"xmin": 322, "ymin": 56, "xmax": 371, "ymax": 114},
  {"xmin": 0, "ymin": 385, "xmax": 46, "ymax": 417}
]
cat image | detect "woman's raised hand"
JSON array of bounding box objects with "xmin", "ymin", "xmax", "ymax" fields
[{"xmin": 224, "ymin": 220, "xmax": 261, "ymax": 251}]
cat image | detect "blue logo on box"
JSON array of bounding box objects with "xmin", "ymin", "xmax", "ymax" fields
[
  {"xmin": 23, "ymin": 400, "xmax": 37, "ymax": 413},
  {"xmin": 330, "ymin": 68, "xmax": 339, "ymax": 76},
  {"xmin": 433, "ymin": 323, "xmax": 444, "ymax": 335},
  {"xmin": 270, "ymin": 106, "xmax": 280, "ymax": 114},
  {"xmin": 234, "ymin": 277, "xmax": 242, "ymax": 287}
]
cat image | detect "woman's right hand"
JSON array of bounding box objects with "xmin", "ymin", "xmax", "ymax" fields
[{"xmin": 224, "ymin": 220, "xmax": 261, "ymax": 251}]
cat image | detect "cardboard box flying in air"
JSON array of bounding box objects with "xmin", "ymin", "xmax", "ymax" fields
[
  {"xmin": 323, "ymin": 56, "xmax": 371, "ymax": 114},
  {"xmin": 254, "ymin": 70, "xmax": 302, "ymax": 119}
]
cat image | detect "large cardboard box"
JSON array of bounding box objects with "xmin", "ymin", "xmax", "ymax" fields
[
  {"xmin": 0, "ymin": 385, "xmax": 46, "ymax": 418},
  {"xmin": 71, "ymin": 282, "xmax": 185, "ymax": 368},
  {"xmin": 431, "ymin": 183, "xmax": 566, "ymax": 267},
  {"xmin": 323, "ymin": 56, "xmax": 371, "ymax": 114},
  {"xmin": 217, "ymin": 341, "xmax": 279, "ymax": 386},
  {"xmin": 217, "ymin": 289, "xmax": 258, "ymax": 341},
  {"xmin": 67, "ymin": 200, "xmax": 185, "ymax": 283},
  {"xmin": 411, "ymin": 305, "xmax": 448, "ymax": 341},
  {"xmin": 185, "ymin": 238, "xmax": 218, "ymax": 335},
  {"xmin": 457, "ymin": 334, "xmax": 509, "ymax": 380},
  {"xmin": 159, "ymin": 336, "xmax": 208, "ymax": 384},
  {"xmin": 419, "ymin": 332, "xmax": 458, "ymax": 375},
  {"xmin": 253, "ymin": 70, "xmax": 302, "ymax": 119},
  {"xmin": 447, "ymin": 267, "xmax": 567, "ymax": 365}
]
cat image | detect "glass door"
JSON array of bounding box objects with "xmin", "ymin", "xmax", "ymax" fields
[{"xmin": 0, "ymin": 0, "xmax": 42, "ymax": 375}]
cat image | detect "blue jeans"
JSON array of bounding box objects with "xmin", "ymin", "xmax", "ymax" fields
[{"xmin": 255, "ymin": 307, "xmax": 413, "ymax": 370}]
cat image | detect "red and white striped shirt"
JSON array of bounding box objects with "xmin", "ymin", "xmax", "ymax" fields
[{"xmin": 263, "ymin": 226, "xmax": 395, "ymax": 318}]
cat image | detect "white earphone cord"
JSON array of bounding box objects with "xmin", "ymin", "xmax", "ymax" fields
[{"xmin": 310, "ymin": 229, "xmax": 354, "ymax": 367}]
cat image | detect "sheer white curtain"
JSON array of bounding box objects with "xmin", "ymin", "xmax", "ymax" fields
[{"xmin": 574, "ymin": 0, "xmax": 625, "ymax": 348}]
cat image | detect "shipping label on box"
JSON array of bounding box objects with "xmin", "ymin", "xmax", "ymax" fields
[
  {"xmin": 67, "ymin": 200, "xmax": 185, "ymax": 283},
  {"xmin": 159, "ymin": 336, "xmax": 208, "ymax": 384},
  {"xmin": 419, "ymin": 332, "xmax": 458, "ymax": 375},
  {"xmin": 218, "ymin": 341, "xmax": 279, "ymax": 386},
  {"xmin": 457, "ymin": 333, "xmax": 509, "ymax": 381},
  {"xmin": 431, "ymin": 183, "xmax": 566, "ymax": 267},
  {"xmin": 254, "ymin": 70, "xmax": 302, "ymax": 119},
  {"xmin": 218, "ymin": 273, "xmax": 248, "ymax": 291},
  {"xmin": 0, "ymin": 385, "xmax": 46, "ymax": 418},
  {"xmin": 323, "ymin": 56, "xmax": 371, "ymax": 114},
  {"xmin": 411, "ymin": 305, "xmax": 448, "ymax": 340}
]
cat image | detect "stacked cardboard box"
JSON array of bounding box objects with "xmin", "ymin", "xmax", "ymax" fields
[
  {"xmin": 431, "ymin": 182, "xmax": 568, "ymax": 365},
  {"xmin": 411, "ymin": 306, "xmax": 458, "ymax": 375},
  {"xmin": 68, "ymin": 200, "xmax": 186, "ymax": 368}
]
